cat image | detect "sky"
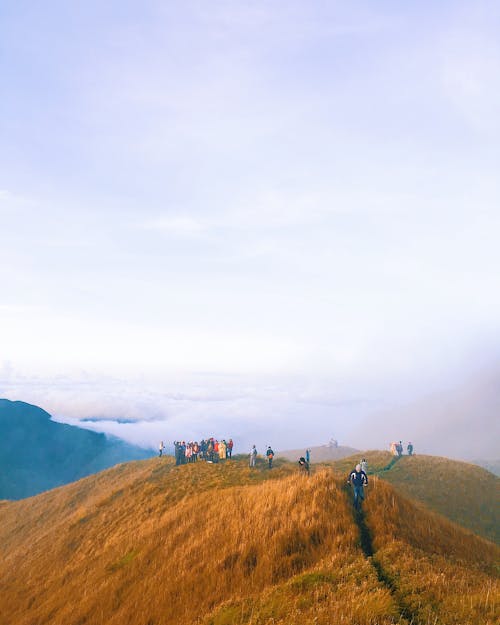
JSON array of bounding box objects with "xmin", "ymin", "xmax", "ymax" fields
[{"xmin": 1, "ymin": 1, "xmax": 499, "ymax": 459}]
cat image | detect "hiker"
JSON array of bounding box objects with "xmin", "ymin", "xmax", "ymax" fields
[
  {"xmin": 249, "ymin": 445, "xmax": 257, "ymax": 468},
  {"xmin": 298, "ymin": 456, "xmax": 309, "ymax": 474},
  {"xmin": 390, "ymin": 442, "xmax": 397, "ymax": 456},
  {"xmin": 305, "ymin": 448, "xmax": 311, "ymax": 464},
  {"xmin": 348, "ymin": 463, "xmax": 368, "ymax": 510},
  {"xmin": 360, "ymin": 458, "xmax": 368, "ymax": 473},
  {"xmin": 407, "ymin": 442, "xmax": 414, "ymax": 456},
  {"xmin": 159, "ymin": 441, "xmax": 165, "ymax": 457},
  {"xmin": 174, "ymin": 441, "xmax": 181, "ymax": 465},
  {"xmin": 207, "ymin": 439, "xmax": 214, "ymax": 462},
  {"xmin": 266, "ymin": 446, "xmax": 274, "ymax": 469},
  {"xmin": 397, "ymin": 441, "xmax": 403, "ymax": 457},
  {"xmin": 219, "ymin": 439, "xmax": 227, "ymax": 460},
  {"xmin": 227, "ymin": 438, "xmax": 234, "ymax": 459}
]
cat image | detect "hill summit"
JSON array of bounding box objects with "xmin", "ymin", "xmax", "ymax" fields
[{"xmin": 0, "ymin": 454, "xmax": 498, "ymax": 624}]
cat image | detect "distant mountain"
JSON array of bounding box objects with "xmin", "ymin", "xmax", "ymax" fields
[
  {"xmin": 473, "ymin": 459, "xmax": 500, "ymax": 476},
  {"xmin": 0, "ymin": 399, "xmax": 151, "ymax": 499},
  {"xmin": 277, "ymin": 443, "xmax": 358, "ymax": 463}
]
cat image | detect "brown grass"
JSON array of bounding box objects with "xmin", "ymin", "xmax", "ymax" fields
[
  {"xmin": 332, "ymin": 451, "xmax": 500, "ymax": 543},
  {"xmin": 365, "ymin": 477, "xmax": 500, "ymax": 624},
  {"xmin": 0, "ymin": 456, "xmax": 498, "ymax": 625}
]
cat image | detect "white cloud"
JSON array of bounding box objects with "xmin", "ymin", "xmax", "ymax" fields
[
  {"xmin": 441, "ymin": 6, "xmax": 500, "ymax": 134},
  {"xmin": 142, "ymin": 215, "xmax": 208, "ymax": 238}
]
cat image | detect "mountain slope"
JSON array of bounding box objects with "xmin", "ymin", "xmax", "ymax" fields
[
  {"xmin": 0, "ymin": 456, "xmax": 498, "ymax": 625},
  {"xmin": 0, "ymin": 399, "xmax": 150, "ymax": 499},
  {"xmin": 331, "ymin": 451, "xmax": 500, "ymax": 543}
]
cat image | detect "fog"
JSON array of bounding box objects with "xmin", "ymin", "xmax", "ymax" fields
[{"xmin": 1, "ymin": 351, "xmax": 497, "ymax": 462}]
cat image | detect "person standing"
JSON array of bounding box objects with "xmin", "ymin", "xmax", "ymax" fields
[
  {"xmin": 305, "ymin": 448, "xmax": 311, "ymax": 464},
  {"xmin": 266, "ymin": 446, "xmax": 274, "ymax": 469},
  {"xmin": 207, "ymin": 439, "xmax": 214, "ymax": 462},
  {"xmin": 227, "ymin": 438, "xmax": 234, "ymax": 459},
  {"xmin": 407, "ymin": 442, "xmax": 414, "ymax": 456},
  {"xmin": 360, "ymin": 458, "xmax": 368, "ymax": 473},
  {"xmin": 249, "ymin": 445, "xmax": 257, "ymax": 468},
  {"xmin": 159, "ymin": 441, "xmax": 165, "ymax": 457},
  {"xmin": 219, "ymin": 439, "xmax": 227, "ymax": 460},
  {"xmin": 348, "ymin": 464, "xmax": 368, "ymax": 511}
]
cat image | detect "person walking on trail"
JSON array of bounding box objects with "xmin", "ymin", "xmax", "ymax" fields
[
  {"xmin": 407, "ymin": 442, "xmax": 414, "ymax": 456},
  {"xmin": 360, "ymin": 458, "xmax": 368, "ymax": 473},
  {"xmin": 298, "ymin": 456, "xmax": 310, "ymax": 475},
  {"xmin": 159, "ymin": 441, "xmax": 165, "ymax": 457},
  {"xmin": 249, "ymin": 445, "xmax": 257, "ymax": 468},
  {"xmin": 227, "ymin": 438, "xmax": 234, "ymax": 459},
  {"xmin": 348, "ymin": 463, "xmax": 368, "ymax": 511},
  {"xmin": 266, "ymin": 446, "xmax": 274, "ymax": 469}
]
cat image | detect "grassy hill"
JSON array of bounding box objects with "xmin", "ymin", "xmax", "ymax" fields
[
  {"xmin": 0, "ymin": 455, "xmax": 498, "ymax": 625},
  {"xmin": 0, "ymin": 399, "xmax": 150, "ymax": 499},
  {"xmin": 330, "ymin": 451, "xmax": 500, "ymax": 543}
]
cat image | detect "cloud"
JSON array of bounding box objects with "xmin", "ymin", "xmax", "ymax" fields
[
  {"xmin": 0, "ymin": 366, "xmax": 380, "ymax": 452},
  {"xmin": 2, "ymin": 351, "xmax": 498, "ymax": 461},
  {"xmin": 441, "ymin": 5, "xmax": 500, "ymax": 135},
  {"xmin": 142, "ymin": 215, "xmax": 208, "ymax": 238},
  {"xmin": 353, "ymin": 363, "xmax": 500, "ymax": 461}
]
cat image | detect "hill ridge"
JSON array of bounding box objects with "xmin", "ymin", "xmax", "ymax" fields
[{"xmin": 0, "ymin": 455, "xmax": 498, "ymax": 624}]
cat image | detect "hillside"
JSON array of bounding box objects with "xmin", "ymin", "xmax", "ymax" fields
[
  {"xmin": 331, "ymin": 451, "xmax": 500, "ymax": 544},
  {"xmin": 0, "ymin": 399, "xmax": 150, "ymax": 499},
  {"xmin": 0, "ymin": 455, "xmax": 498, "ymax": 625}
]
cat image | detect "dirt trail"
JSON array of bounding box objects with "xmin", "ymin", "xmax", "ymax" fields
[{"xmin": 345, "ymin": 485, "xmax": 421, "ymax": 625}]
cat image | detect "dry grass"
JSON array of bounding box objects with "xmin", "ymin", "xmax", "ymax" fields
[
  {"xmin": 365, "ymin": 477, "xmax": 500, "ymax": 625},
  {"xmin": 332, "ymin": 451, "xmax": 500, "ymax": 543},
  {"xmin": 0, "ymin": 455, "xmax": 498, "ymax": 625}
]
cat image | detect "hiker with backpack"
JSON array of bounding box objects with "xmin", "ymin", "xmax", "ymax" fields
[
  {"xmin": 266, "ymin": 446, "xmax": 274, "ymax": 469},
  {"xmin": 348, "ymin": 463, "xmax": 368, "ymax": 511}
]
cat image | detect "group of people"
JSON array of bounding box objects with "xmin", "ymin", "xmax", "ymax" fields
[
  {"xmin": 390, "ymin": 441, "xmax": 414, "ymax": 456},
  {"xmin": 166, "ymin": 438, "xmax": 234, "ymax": 464},
  {"xmin": 159, "ymin": 438, "xmax": 408, "ymax": 513}
]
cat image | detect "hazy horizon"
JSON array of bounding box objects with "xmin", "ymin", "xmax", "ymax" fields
[{"xmin": 1, "ymin": 2, "xmax": 499, "ymax": 462}]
